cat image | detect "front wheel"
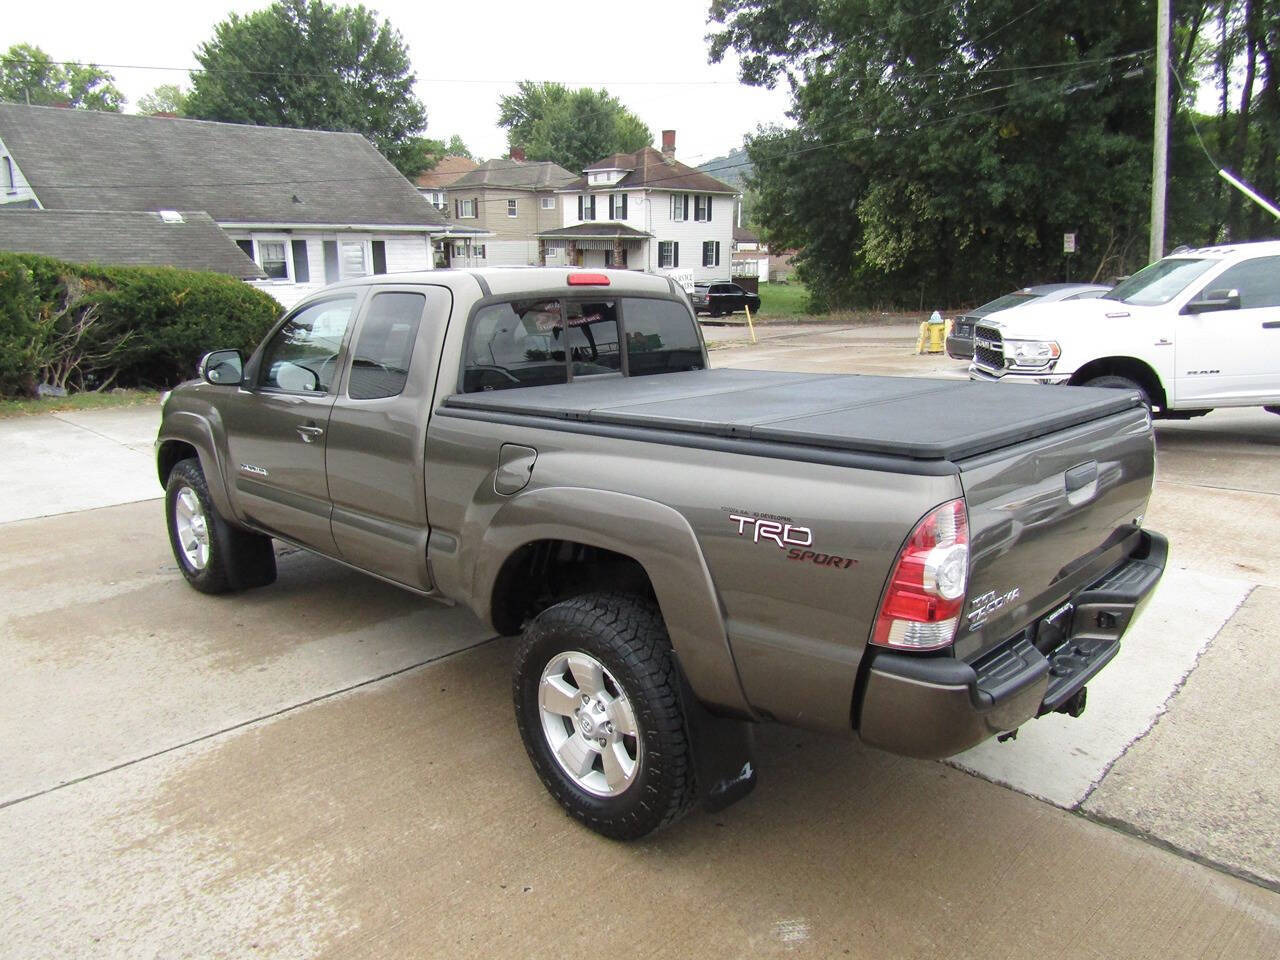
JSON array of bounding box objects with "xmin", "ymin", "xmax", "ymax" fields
[
  {"xmin": 513, "ymin": 593, "xmax": 696, "ymax": 840},
  {"xmin": 165, "ymin": 458, "xmax": 276, "ymax": 594},
  {"xmin": 1082, "ymin": 374, "xmax": 1152, "ymax": 411}
]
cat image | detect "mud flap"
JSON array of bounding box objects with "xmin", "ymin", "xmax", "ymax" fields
[{"xmin": 685, "ymin": 696, "xmax": 758, "ymax": 814}]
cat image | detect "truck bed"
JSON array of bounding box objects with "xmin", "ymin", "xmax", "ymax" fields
[{"xmin": 443, "ymin": 369, "xmax": 1142, "ymax": 462}]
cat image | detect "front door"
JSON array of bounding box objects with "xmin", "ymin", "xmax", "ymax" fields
[
  {"xmin": 221, "ymin": 294, "xmax": 361, "ymax": 553},
  {"xmin": 1175, "ymin": 255, "xmax": 1280, "ymax": 406}
]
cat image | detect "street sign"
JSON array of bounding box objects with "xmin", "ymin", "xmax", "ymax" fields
[{"xmin": 1063, "ymin": 233, "xmax": 1077, "ymax": 254}]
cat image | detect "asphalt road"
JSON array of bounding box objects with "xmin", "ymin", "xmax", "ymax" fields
[{"xmin": 1, "ymin": 327, "xmax": 1277, "ymax": 958}]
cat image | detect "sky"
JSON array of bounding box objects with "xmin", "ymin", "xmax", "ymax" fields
[{"xmin": 6, "ymin": 0, "xmax": 795, "ymax": 167}]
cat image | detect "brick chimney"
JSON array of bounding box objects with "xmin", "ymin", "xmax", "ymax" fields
[
  {"xmin": 509, "ymin": 146, "xmax": 526, "ymax": 162},
  {"xmin": 661, "ymin": 130, "xmax": 676, "ymax": 160}
]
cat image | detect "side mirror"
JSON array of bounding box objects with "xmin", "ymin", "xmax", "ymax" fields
[
  {"xmin": 199, "ymin": 349, "xmax": 244, "ymax": 386},
  {"xmin": 1183, "ymin": 288, "xmax": 1241, "ymax": 314}
]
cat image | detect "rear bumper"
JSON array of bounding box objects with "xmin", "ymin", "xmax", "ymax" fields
[{"xmin": 857, "ymin": 529, "xmax": 1167, "ymax": 759}]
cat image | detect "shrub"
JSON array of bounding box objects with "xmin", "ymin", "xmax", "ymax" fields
[
  {"xmin": 0, "ymin": 253, "xmax": 281, "ymax": 395},
  {"xmin": 0, "ymin": 257, "xmax": 42, "ymax": 396}
]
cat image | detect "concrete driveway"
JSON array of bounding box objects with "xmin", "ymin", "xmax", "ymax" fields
[{"xmin": 1, "ymin": 337, "xmax": 1277, "ymax": 957}]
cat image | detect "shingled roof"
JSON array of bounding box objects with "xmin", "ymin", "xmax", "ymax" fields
[
  {"xmin": 563, "ymin": 147, "xmax": 737, "ymax": 194},
  {"xmin": 449, "ymin": 158, "xmax": 577, "ymax": 191},
  {"xmin": 0, "ymin": 103, "xmax": 445, "ymax": 228},
  {"xmin": 0, "ymin": 209, "xmax": 265, "ymax": 278},
  {"xmin": 415, "ymin": 155, "xmax": 479, "ymax": 190}
]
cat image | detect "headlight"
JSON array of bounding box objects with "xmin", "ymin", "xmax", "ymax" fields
[{"xmin": 1005, "ymin": 339, "xmax": 1061, "ymax": 368}]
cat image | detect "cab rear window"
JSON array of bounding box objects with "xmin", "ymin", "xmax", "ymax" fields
[{"xmin": 462, "ymin": 296, "xmax": 702, "ymax": 392}]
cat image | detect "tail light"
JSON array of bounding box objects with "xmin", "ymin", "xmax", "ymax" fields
[
  {"xmin": 871, "ymin": 499, "xmax": 969, "ymax": 651},
  {"xmin": 567, "ymin": 273, "xmax": 610, "ymax": 286}
]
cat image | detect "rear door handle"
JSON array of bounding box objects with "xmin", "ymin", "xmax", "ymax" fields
[{"xmin": 296, "ymin": 425, "xmax": 325, "ymax": 443}]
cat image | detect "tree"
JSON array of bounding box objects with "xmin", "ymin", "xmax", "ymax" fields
[
  {"xmin": 444, "ymin": 134, "xmax": 474, "ymax": 159},
  {"xmin": 498, "ymin": 81, "xmax": 651, "ymax": 171},
  {"xmin": 184, "ymin": 0, "xmax": 431, "ymax": 177},
  {"xmin": 0, "ymin": 43, "xmax": 124, "ymax": 110},
  {"xmin": 137, "ymin": 84, "xmax": 188, "ymax": 116},
  {"xmin": 708, "ymin": 1, "xmax": 1222, "ymax": 308}
]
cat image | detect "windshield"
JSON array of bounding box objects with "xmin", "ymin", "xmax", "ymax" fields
[
  {"xmin": 976, "ymin": 292, "xmax": 1037, "ymax": 314},
  {"xmin": 1103, "ymin": 258, "xmax": 1217, "ymax": 306}
]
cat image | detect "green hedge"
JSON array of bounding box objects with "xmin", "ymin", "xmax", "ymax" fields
[{"xmin": 0, "ymin": 252, "xmax": 282, "ymax": 396}]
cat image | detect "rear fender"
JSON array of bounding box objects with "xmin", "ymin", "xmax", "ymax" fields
[{"xmin": 473, "ymin": 486, "xmax": 753, "ymax": 717}]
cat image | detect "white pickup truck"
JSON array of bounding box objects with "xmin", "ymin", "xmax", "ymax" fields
[{"xmin": 969, "ymin": 240, "xmax": 1280, "ymax": 418}]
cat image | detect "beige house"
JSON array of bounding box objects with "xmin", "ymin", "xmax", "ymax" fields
[{"xmin": 443, "ymin": 153, "xmax": 577, "ymax": 266}]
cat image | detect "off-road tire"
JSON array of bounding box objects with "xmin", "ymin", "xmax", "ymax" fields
[
  {"xmin": 513, "ymin": 592, "xmax": 696, "ymax": 840},
  {"xmin": 1082, "ymin": 374, "xmax": 1152, "ymax": 411},
  {"xmin": 165, "ymin": 458, "xmax": 277, "ymax": 595}
]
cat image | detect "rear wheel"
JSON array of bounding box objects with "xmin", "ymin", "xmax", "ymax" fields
[
  {"xmin": 165, "ymin": 458, "xmax": 276, "ymax": 594},
  {"xmin": 1082, "ymin": 374, "xmax": 1152, "ymax": 411},
  {"xmin": 513, "ymin": 593, "xmax": 695, "ymax": 840}
]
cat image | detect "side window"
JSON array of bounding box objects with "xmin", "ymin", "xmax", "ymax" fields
[
  {"xmin": 259, "ymin": 296, "xmax": 357, "ymax": 393},
  {"xmin": 348, "ymin": 292, "xmax": 425, "ymax": 400},
  {"xmin": 623, "ymin": 298, "xmax": 705, "ymax": 377},
  {"xmin": 566, "ymin": 301, "xmax": 621, "ymax": 377},
  {"xmin": 1193, "ymin": 257, "xmax": 1280, "ymax": 309},
  {"xmin": 463, "ymin": 300, "xmax": 567, "ymax": 392}
]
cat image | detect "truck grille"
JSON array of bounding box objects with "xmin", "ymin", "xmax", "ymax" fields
[{"xmin": 972, "ymin": 325, "xmax": 1006, "ymax": 371}]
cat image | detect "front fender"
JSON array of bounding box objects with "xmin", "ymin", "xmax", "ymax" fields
[
  {"xmin": 474, "ymin": 486, "xmax": 754, "ymax": 718},
  {"xmin": 156, "ymin": 409, "xmax": 237, "ymax": 521}
]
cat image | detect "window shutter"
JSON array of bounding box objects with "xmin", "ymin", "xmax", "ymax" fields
[
  {"xmin": 589, "ymin": 195, "xmax": 596, "ymax": 220},
  {"xmin": 578, "ymin": 195, "xmax": 583, "ymax": 220},
  {"xmin": 473, "ymin": 197, "xmax": 479, "ymax": 219},
  {"xmin": 621, "ymin": 193, "xmax": 628, "ymax": 219},
  {"xmin": 707, "ymin": 196, "xmax": 713, "ymax": 220},
  {"xmin": 673, "ymin": 242, "xmax": 679, "ymax": 268},
  {"xmin": 291, "ymin": 239, "xmax": 310, "ymax": 282},
  {"xmin": 372, "ymin": 240, "xmax": 387, "ymax": 275},
  {"xmin": 683, "ymin": 195, "xmax": 689, "ymax": 220},
  {"xmin": 609, "ymin": 195, "xmax": 615, "ymax": 219},
  {"xmin": 454, "ymin": 199, "xmax": 460, "ymax": 219},
  {"xmin": 715, "ymin": 241, "xmax": 721, "ymax": 266},
  {"xmin": 323, "ymin": 241, "xmax": 339, "ymax": 283}
]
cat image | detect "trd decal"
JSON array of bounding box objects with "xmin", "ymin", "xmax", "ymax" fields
[
  {"xmin": 726, "ymin": 511, "xmax": 858, "ymax": 569},
  {"xmin": 728, "ymin": 513, "xmax": 812, "ymax": 547}
]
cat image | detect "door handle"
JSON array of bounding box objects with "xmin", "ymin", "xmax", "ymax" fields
[{"xmin": 296, "ymin": 425, "xmax": 325, "ymax": 443}]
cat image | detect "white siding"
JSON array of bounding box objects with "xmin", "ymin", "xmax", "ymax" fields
[
  {"xmin": 0, "ymin": 135, "xmax": 39, "ymax": 207},
  {"xmin": 237, "ymin": 231, "xmax": 435, "ymax": 309},
  {"xmin": 644, "ymin": 190, "xmax": 733, "ymax": 283}
]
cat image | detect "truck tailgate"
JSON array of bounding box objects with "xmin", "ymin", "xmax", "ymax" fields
[{"xmin": 952, "ymin": 405, "xmax": 1155, "ymax": 661}]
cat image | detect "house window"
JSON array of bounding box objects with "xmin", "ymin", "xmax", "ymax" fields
[
  {"xmin": 604, "ymin": 248, "xmax": 628, "ymax": 268},
  {"xmin": 475, "ymin": 244, "xmax": 486, "ymax": 259},
  {"xmin": 507, "ymin": 199, "xmax": 518, "ymax": 218},
  {"xmin": 609, "ymin": 193, "xmax": 628, "ymax": 220},
  {"xmin": 658, "ymin": 241, "xmax": 678, "ymax": 269},
  {"xmin": 456, "ymin": 198, "xmax": 476, "ymax": 218},
  {"xmin": 256, "ymin": 239, "xmax": 289, "ymax": 280},
  {"xmin": 702, "ymin": 240, "xmax": 721, "ymax": 267},
  {"xmin": 578, "ymin": 195, "xmax": 596, "ymax": 221},
  {"xmin": 694, "ymin": 195, "xmax": 714, "ymax": 222},
  {"xmin": 541, "ymin": 196, "xmax": 556, "ymax": 210},
  {"xmin": 670, "ymin": 194, "xmax": 688, "ymax": 221}
]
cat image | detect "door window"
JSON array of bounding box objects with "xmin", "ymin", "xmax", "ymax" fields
[
  {"xmin": 1190, "ymin": 257, "xmax": 1280, "ymax": 309},
  {"xmin": 348, "ymin": 292, "xmax": 426, "ymax": 400},
  {"xmin": 259, "ymin": 296, "xmax": 357, "ymax": 393},
  {"xmin": 464, "ymin": 300, "xmax": 567, "ymax": 392}
]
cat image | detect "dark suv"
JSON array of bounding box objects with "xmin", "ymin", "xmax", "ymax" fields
[{"xmin": 691, "ymin": 282, "xmax": 762, "ymax": 317}]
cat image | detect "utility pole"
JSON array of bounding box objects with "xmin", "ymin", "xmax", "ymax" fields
[{"xmin": 1149, "ymin": 0, "xmax": 1171, "ymax": 262}]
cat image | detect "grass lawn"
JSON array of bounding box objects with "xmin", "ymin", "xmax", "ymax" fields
[
  {"xmin": 0, "ymin": 388, "xmax": 162, "ymax": 419},
  {"xmin": 755, "ymin": 282, "xmax": 812, "ymax": 319}
]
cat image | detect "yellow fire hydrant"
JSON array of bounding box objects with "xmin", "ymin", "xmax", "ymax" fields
[{"xmin": 916, "ymin": 310, "xmax": 948, "ymax": 354}]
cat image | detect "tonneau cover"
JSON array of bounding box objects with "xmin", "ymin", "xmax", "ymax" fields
[{"xmin": 442, "ymin": 369, "xmax": 1143, "ymax": 462}]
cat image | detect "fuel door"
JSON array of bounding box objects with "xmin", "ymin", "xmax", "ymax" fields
[{"xmin": 495, "ymin": 443, "xmax": 538, "ymax": 496}]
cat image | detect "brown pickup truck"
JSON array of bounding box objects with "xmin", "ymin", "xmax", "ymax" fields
[{"xmin": 156, "ymin": 268, "xmax": 1166, "ymax": 838}]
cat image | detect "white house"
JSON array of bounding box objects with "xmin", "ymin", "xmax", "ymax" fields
[
  {"xmin": 0, "ymin": 103, "xmax": 481, "ymax": 308},
  {"xmin": 538, "ymin": 131, "xmax": 737, "ymax": 283}
]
